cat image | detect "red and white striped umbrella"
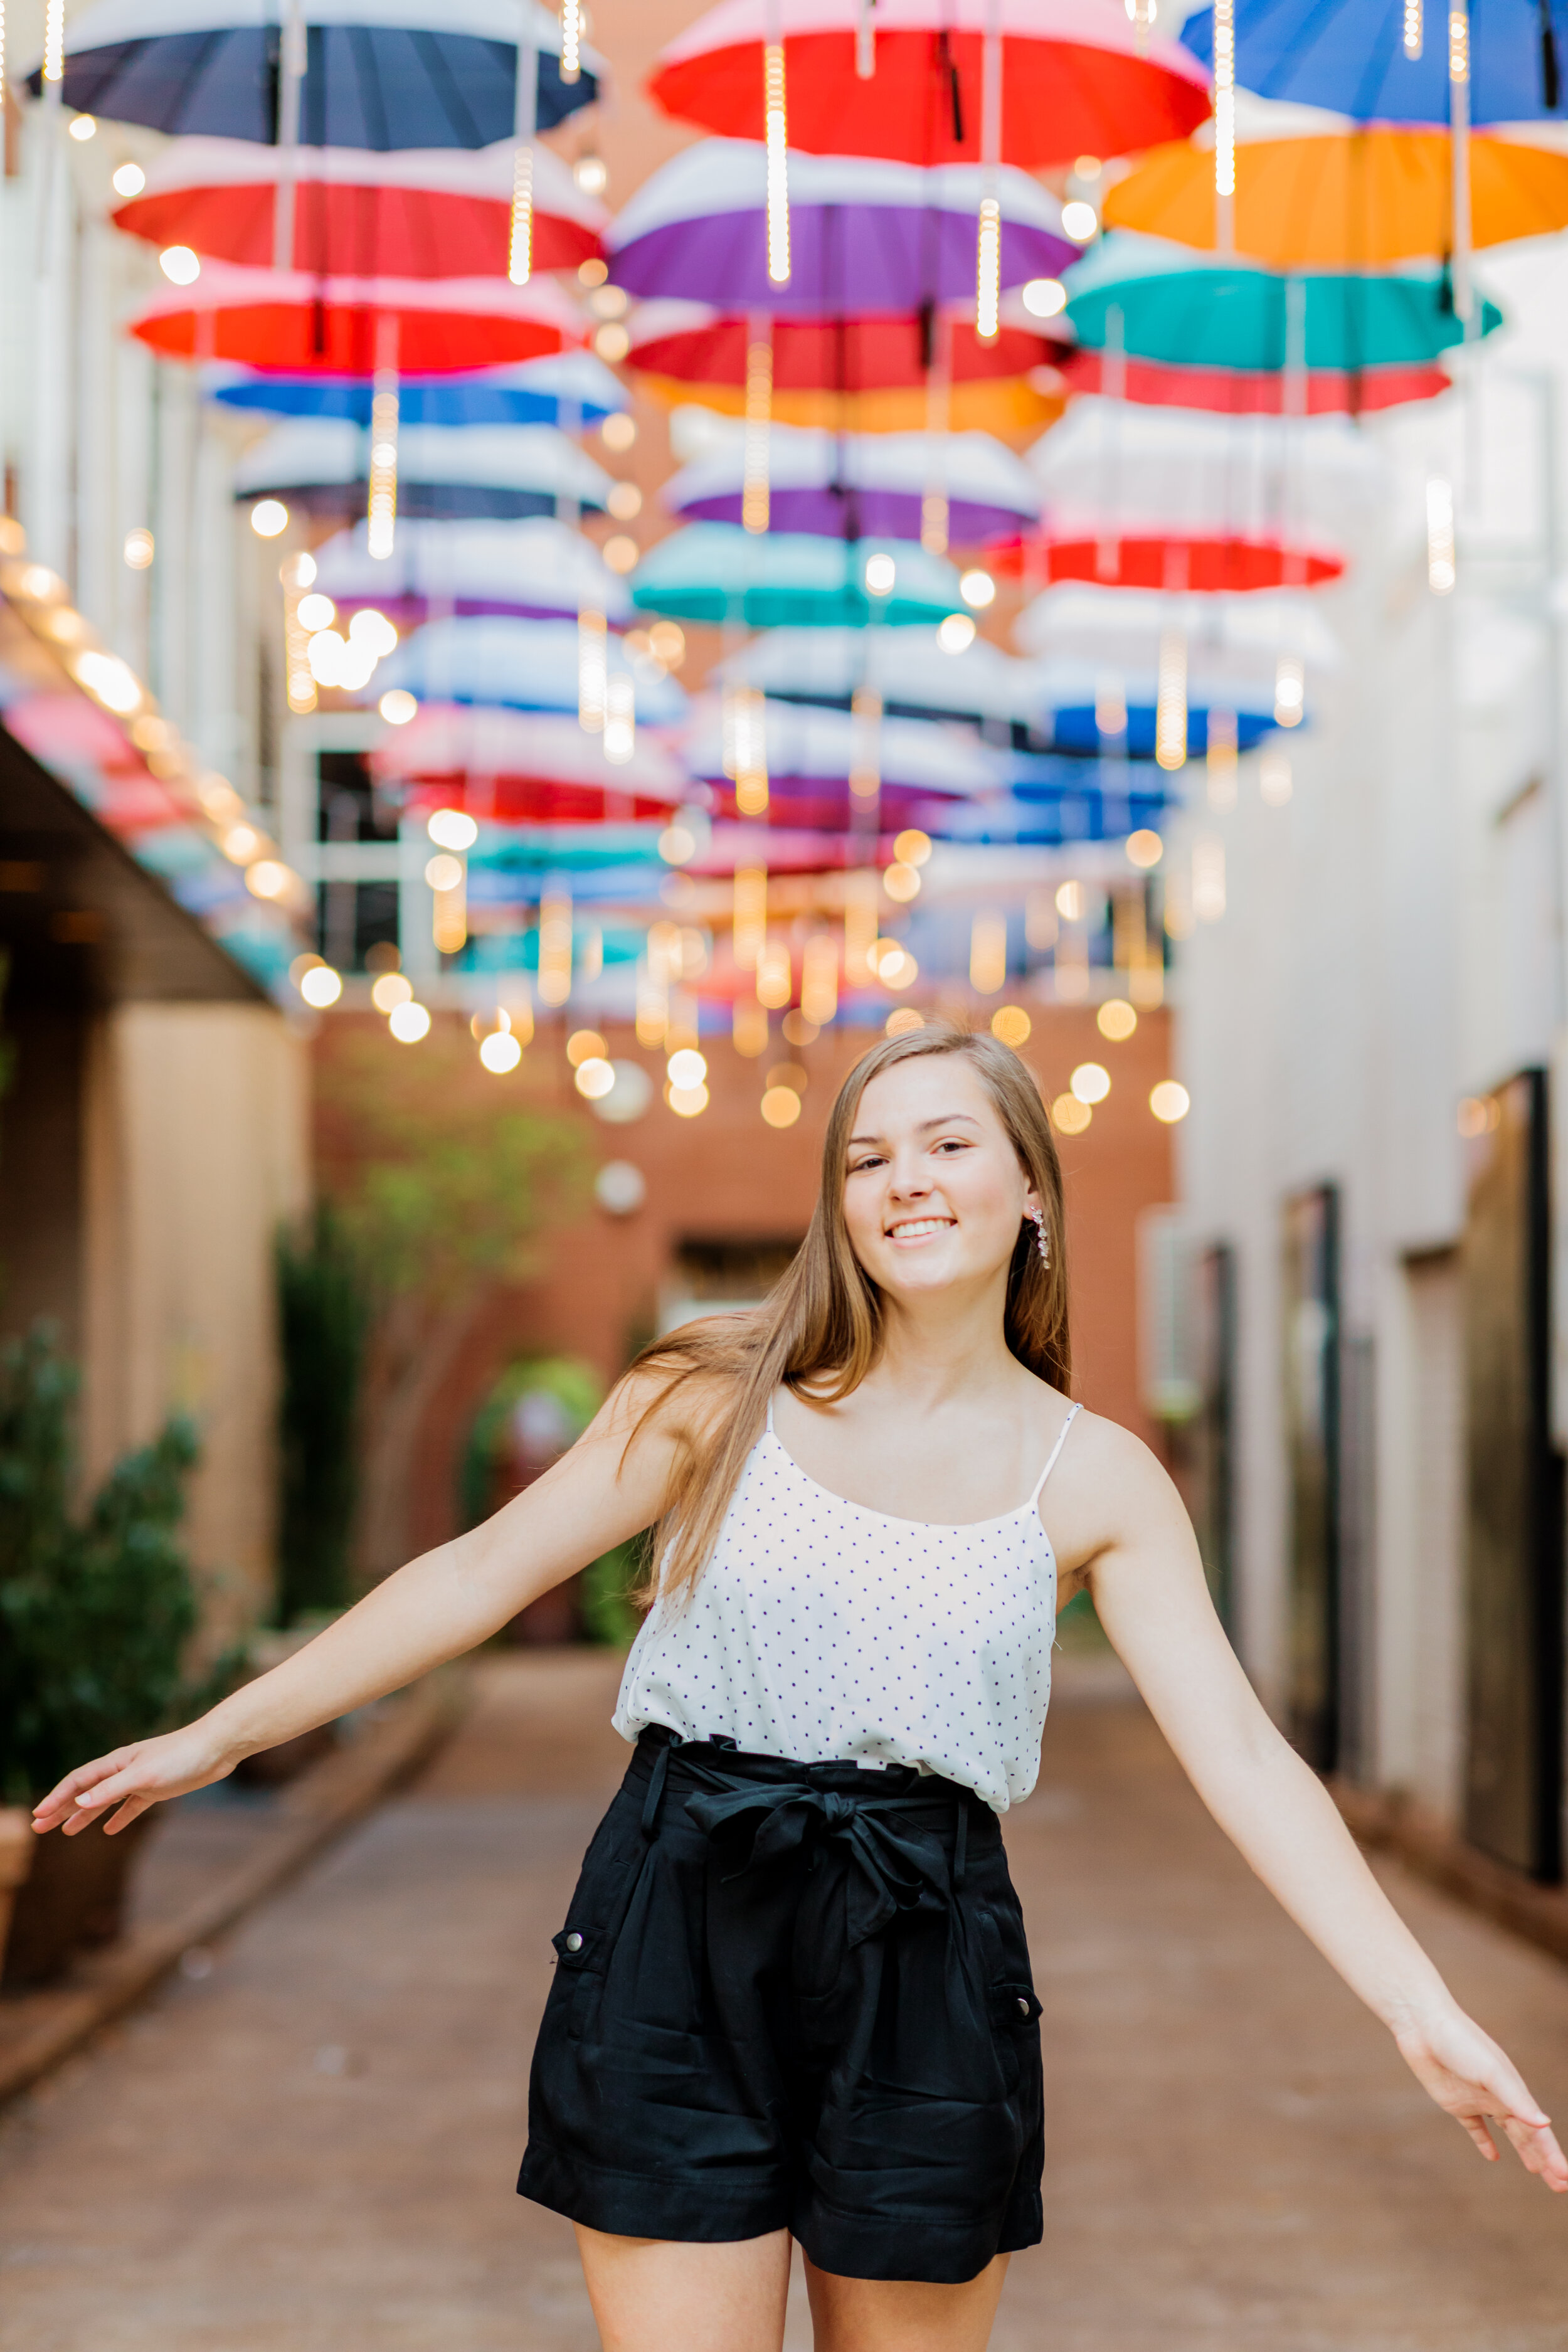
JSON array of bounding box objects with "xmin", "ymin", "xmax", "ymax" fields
[{"xmin": 111, "ymin": 137, "xmax": 607, "ymax": 279}]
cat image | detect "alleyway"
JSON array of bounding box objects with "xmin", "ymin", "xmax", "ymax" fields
[{"xmin": 1, "ymin": 1653, "xmax": 1565, "ymax": 2352}]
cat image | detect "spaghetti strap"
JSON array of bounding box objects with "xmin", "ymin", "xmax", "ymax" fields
[
  {"xmin": 765, "ymin": 1391, "xmax": 776, "ymax": 1435},
  {"xmin": 1025, "ymin": 1402, "xmax": 1081, "ymax": 1510}
]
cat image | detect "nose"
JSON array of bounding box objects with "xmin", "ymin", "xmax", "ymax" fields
[{"xmin": 886, "ymin": 1145, "xmax": 935, "ymax": 1200}]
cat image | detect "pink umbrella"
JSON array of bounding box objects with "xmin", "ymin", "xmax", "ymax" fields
[{"xmin": 111, "ymin": 136, "xmax": 607, "ymax": 280}]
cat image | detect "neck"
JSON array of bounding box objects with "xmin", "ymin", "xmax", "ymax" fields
[{"xmin": 865, "ymin": 1271, "xmax": 1019, "ymax": 1409}]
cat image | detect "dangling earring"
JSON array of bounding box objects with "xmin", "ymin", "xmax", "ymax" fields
[{"xmin": 1029, "ymin": 1207, "xmax": 1050, "ymax": 1270}]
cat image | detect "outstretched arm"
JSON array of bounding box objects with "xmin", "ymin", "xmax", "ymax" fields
[
  {"xmin": 1067, "ymin": 1420, "xmax": 1567, "ymax": 2195},
  {"xmin": 30, "ymin": 1370, "xmax": 682, "ymax": 1841}
]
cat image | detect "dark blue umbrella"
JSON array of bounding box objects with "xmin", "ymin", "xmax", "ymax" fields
[
  {"xmin": 206, "ymin": 351, "xmax": 626, "ymax": 426},
  {"xmin": 26, "ymin": 0, "xmax": 601, "ymax": 148},
  {"xmin": 1182, "ymin": 0, "xmax": 1568, "ymax": 125}
]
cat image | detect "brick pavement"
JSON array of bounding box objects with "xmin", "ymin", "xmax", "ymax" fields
[{"xmin": 1, "ymin": 1650, "xmax": 1565, "ymax": 2351}]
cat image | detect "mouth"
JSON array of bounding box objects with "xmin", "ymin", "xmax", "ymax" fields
[{"xmin": 886, "ymin": 1216, "xmax": 955, "ymax": 1242}]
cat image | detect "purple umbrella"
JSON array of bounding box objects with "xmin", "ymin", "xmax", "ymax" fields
[
  {"xmin": 664, "ymin": 425, "xmax": 1041, "ymax": 545},
  {"xmin": 608, "ymin": 139, "xmax": 1077, "ymax": 314}
]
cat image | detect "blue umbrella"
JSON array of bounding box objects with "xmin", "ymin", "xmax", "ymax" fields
[
  {"xmin": 206, "ymin": 351, "xmax": 627, "ymax": 427},
  {"xmin": 1181, "ymin": 0, "xmax": 1568, "ymax": 125},
  {"xmin": 370, "ymin": 618, "xmax": 691, "ymax": 726},
  {"xmin": 26, "ymin": 0, "xmax": 601, "ymax": 147}
]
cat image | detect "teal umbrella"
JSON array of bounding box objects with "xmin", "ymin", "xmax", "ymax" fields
[
  {"xmin": 629, "ymin": 524, "xmax": 966, "ymax": 628},
  {"xmin": 1064, "ymin": 234, "xmax": 1501, "ymax": 373}
]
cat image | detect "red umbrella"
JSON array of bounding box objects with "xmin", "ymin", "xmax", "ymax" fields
[
  {"xmin": 1057, "ymin": 348, "xmax": 1452, "ymax": 417},
  {"xmin": 627, "ymin": 298, "xmax": 1058, "ymax": 393},
  {"xmin": 127, "ymin": 262, "xmax": 587, "ymax": 372},
  {"xmin": 371, "ymin": 707, "xmax": 694, "ymax": 825},
  {"xmin": 648, "ymin": 0, "xmax": 1212, "ymax": 169},
  {"xmin": 988, "ymin": 531, "xmax": 1345, "ymax": 591},
  {"xmin": 110, "ymin": 137, "xmax": 606, "ymax": 280}
]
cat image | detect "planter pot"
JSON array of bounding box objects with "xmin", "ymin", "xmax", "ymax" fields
[
  {"xmin": 1, "ymin": 1809, "xmax": 156, "ymax": 1989},
  {"xmin": 0, "ymin": 1810, "xmax": 35, "ymax": 1984}
]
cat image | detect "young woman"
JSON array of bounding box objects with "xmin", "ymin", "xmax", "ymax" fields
[{"xmin": 33, "ymin": 1025, "xmax": 1566, "ymax": 2352}]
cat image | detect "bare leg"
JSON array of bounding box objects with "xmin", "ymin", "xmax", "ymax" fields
[
  {"xmin": 574, "ymin": 2225, "xmax": 792, "ymax": 2352},
  {"xmin": 804, "ymin": 2250, "xmax": 1010, "ymax": 2352}
]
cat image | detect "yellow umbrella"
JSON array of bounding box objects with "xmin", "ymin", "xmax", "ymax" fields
[
  {"xmin": 1103, "ymin": 121, "xmax": 1568, "ymax": 267},
  {"xmin": 630, "ymin": 371, "xmax": 1066, "ymax": 440}
]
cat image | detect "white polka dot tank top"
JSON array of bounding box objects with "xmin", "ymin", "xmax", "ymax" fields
[{"xmin": 613, "ymin": 1396, "xmax": 1081, "ymax": 1813}]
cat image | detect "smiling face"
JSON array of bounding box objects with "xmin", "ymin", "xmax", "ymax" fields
[{"xmin": 840, "ymin": 1052, "xmax": 1041, "ymax": 1306}]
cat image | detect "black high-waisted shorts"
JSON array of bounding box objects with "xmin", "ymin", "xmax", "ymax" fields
[{"xmin": 517, "ymin": 1728, "xmax": 1044, "ymax": 2284}]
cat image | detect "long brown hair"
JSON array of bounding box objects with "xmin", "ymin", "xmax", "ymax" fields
[{"xmin": 626, "ymin": 1022, "xmax": 1071, "ymax": 1604}]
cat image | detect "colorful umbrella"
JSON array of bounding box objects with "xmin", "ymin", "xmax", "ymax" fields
[
  {"xmin": 988, "ymin": 532, "xmax": 1345, "ymax": 591},
  {"xmin": 629, "ymin": 368, "xmax": 1064, "ymax": 438},
  {"xmin": 27, "ymin": 0, "xmax": 601, "ymax": 146},
  {"xmin": 664, "ymin": 425, "xmax": 1040, "ymax": 541},
  {"xmin": 609, "ymin": 141, "xmax": 1074, "ymax": 308},
  {"xmin": 721, "ymin": 623, "xmax": 1040, "ymax": 725},
  {"xmin": 369, "ymin": 707, "xmax": 692, "ymax": 820},
  {"xmin": 684, "ymin": 697, "xmax": 1002, "ymax": 827},
  {"xmin": 1180, "ymin": 0, "xmax": 1568, "ymax": 127},
  {"xmin": 1100, "ymin": 100, "xmax": 1568, "ymax": 265},
  {"xmin": 625, "ymin": 297, "xmax": 1061, "ymax": 396},
  {"xmin": 630, "ymin": 523, "xmax": 966, "ymax": 626},
  {"xmin": 128, "ymin": 263, "xmax": 587, "ymax": 373},
  {"xmin": 648, "ymin": 0, "xmax": 1211, "ymax": 169},
  {"xmin": 370, "ymin": 617, "xmax": 691, "ymax": 723},
  {"xmin": 232, "ymin": 420, "xmax": 612, "ymax": 521},
  {"xmin": 1053, "ymin": 347, "xmax": 1451, "ymax": 414},
  {"xmin": 204, "ymin": 349, "xmax": 627, "ymax": 426},
  {"xmin": 309, "ymin": 516, "xmax": 631, "ymax": 623},
  {"xmin": 1015, "ymin": 584, "xmax": 1343, "ymax": 686},
  {"xmin": 111, "ymin": 135, "xmax": 607, "ymax": 277},
  {"xmin": 1063, "ymin": 233, "xmax": 1502, "ymax": 371}
]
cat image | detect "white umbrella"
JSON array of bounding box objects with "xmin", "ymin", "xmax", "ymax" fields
[{"xmin": 310, "ymin": 517, "xmax": 630, "ymax": 622}]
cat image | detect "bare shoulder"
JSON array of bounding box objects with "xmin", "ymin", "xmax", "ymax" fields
[
  {"xmin": 1044, "ymin": 1403, "xmax": 1189, "ymax": 1581},
  {"xmin": 592, "ymin": 1324, "xmax": 745, "ymax": 1454}
]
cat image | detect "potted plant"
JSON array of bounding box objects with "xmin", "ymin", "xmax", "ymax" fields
[{"xmin": 0, "ymin": 1325, "xmax": 203, "ymax": 1987}]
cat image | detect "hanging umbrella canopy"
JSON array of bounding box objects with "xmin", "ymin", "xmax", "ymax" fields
[
  {"xmin": 1028, "ymin": 395, "xmax": 1391, "ymax": 547},
  {"xmin": 369, "ymin": 706, "xmax": 692, "ymax": 820},
  {"xmin": 1015, "ymin": 584, "xmax": 1343, "ymax": 686},
  {"xmin": 204, "ymin": 349, "xmax": 627, "ymax": 426},
  {"xmin": 664, "ymin": 425, "xmax": 1041, "ymax": 541},
  {"xmin": 233, "ymin": 420, "xmax": 613, "ymax": 521},
  {"xmin": 111, "ymin": 135, "xmax": 607, "ymax": 278},
  {"xmin": 26, "ymin": 0, "xmax": 602, "ymax": 146},
  {"xmin": 686, "ymin": 696, "xmax": 1002, "ymax": 792},
  {"xmin": 625, "ymin": 297, "xmax": 1061, "ymax": 395},
  {"xmin": 309, "ymin": 517, "xmax": 632, "ymax": 623},
  {"xmin": 720, "ymin": 624, "xmax": 1041, "ymax": 724},
  {"xmin": 649, "ymin": 0, "xmax": 1211, "ymax": 168},
  {"xmin": 1063, "ymin": 234, "xmax": 1502, "ymax": 371},
  {"xmin": 630, "ymin": 522, "xmax": 967, "ymax": 626},
  {"xmin": 1099, "ymin": 92, "xmax": 1568, "ymax": 265},
  {"xmin": 632, "ymin": 369, "xmax": 1063, "ymax": 438},
  {"xmin": 609, "ymin": 140, "xmax": 1074, "ymax": 309},
  {"xmin": 1054, "ymin": 347, "xmax": 1451, "ymax": 414},
  {"xmin": 1180, "ymin": 0, "xmax": 1568, "ymax": 127},
  {"xmin": 129, "ymin": 262, "xmax": 588, "ymax": 373},
  {"xmin": 931, "ymin": 781, "xmax": 1176, "ymax": 845},
  {"xmin": 988, "ymin": 531, "xmax": 1345, "ymax": 591},
  {"xmin": 1018, "ymin": 672, "xmax": 1283, "ymax": 753},
  {"xmin": 370, "ymin": 617, "xmax": 691, "ymax": 723}
]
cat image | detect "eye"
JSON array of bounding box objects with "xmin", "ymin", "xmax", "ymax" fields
[
  {"xmin": 848, "ymin": 1153, "xmax": 885, "ymax": 1174},
  {"xmin": 933, "ymin": 1136, "xmax": 972, "ymax": 1154}
]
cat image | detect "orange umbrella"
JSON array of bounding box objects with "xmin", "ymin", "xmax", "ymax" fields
[
  {"xmin": 632, "ymin": 371, "xmax": 1064, "ymax": 438},
  {"xmin": 1102, "ymin": 119, "xmax": 1568, "ymax": 267}
]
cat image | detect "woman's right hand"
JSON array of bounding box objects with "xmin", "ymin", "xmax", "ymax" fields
[{"xmin": 30, "ymin": 1719, "xmax": 241, "ymax": 1838}]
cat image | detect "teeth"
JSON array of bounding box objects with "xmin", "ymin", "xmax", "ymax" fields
[{"xmin": 889, "ymin": 1219, "xmax": 950, "ymax": 1237}]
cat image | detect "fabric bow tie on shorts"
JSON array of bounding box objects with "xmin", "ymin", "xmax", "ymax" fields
[{"xmin": 683, "ymin": 1777, "xmax": 966, "ymax": 1949}]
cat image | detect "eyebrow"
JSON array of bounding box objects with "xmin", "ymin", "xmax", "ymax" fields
[{"xmin": 847, "ymin": 1113, "xmax": 983, "ymax": 1146}]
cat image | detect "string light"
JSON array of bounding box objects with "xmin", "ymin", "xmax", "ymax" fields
[
  {"xmin": 1155, "ymin": 632, "xmax": 1187, "ymax": 770},
  {"xmin": 801, "ymin": 932, "xmax": 839, "ymax": 1027},
  {"xmin": 578, "ymin": 607, "xmax": 607, "ymax": 731},
  {"xmin": 1404, "ymin": 0, "xmax": 1422, "ymax": 58},
  {"xmin": 734, "ymin": 866, "xmax": 768, "ymax": 970},
  {"xmin": 1, "ymin": 0, "xmax": 6, "ymax": 111},
  {"xmin": 1274, "ymin": 652, "xmax": 1305, "ymax": 726},
  {"xmin": 1449, "ymin": 6, "xmax": 1468, "ymax": 80},
  {"xmin": 1206, "ymin": 707, "xmax": 1238, "ymax": 809},
  {"xmin": 844, "ymin": 869, "xmax": 879, "ymax": 986},
  {"xmin": 1427, "ymin": 476, "xmax": 1456, "ymax": 592},
  {"xmin": 743, "ymin": 324, "xmax": 773, "ymax": 532},
  {"xmin": 561, "ymin": 0, "xmax": 581, "ymax": 82},
  {"xmin": 849, "ymin": 686, "xmax": 882, "ymax": 799},
  {"xmin": 732, "ymin": 685, "xmax": 770, "ymax": 815},
  {"xmin": 756, "ymin": 938, "xmax": 792, "ymax": 1009},
  {"xmin": 1192, "ymin": 837, "xmax": 1226, "ymax": 923},
  {"xmin": 734, "ymin": 988, "xmax": 770, "ymax": 1056},
  {"xmin": 970, "ymin": 911, "xmax": 1008, "ymax": 995},
  {"xmin": 366, "ymin": 342, "xmax": 399, "ymax": 560},
  {"xmin": 43, "ymin": 0, "xmax": 63, "ymax": 82},
  {"xmin": 975, "ymin": 198, "xmax": 1002, "ymax": 344},
  {"xmin": 604, "ymin": 671, "xmax": 635, "ymax": 765},
  {"xmin": 1212, "ymin": 0, "xmax": 1235, "ymax": 240},
  {"xmin": 428, "ymin": 851, "xmax": 467, "ymax": 956},
  {"xmin": 1125, "ymin": 0, "xmax": 1157, "ymax": 52},
  {"xmin": 765, "ymin": 34, "xmax": 791, "ymax": 285},
  {"xmin": 856, "ymin": 0, "xmax": 876, "ymax": 77},
  {"xmin": 509, "ymin": 16, "xmax": 539, "ymax": 286},
  {"xmin": 538, "ymin": 888, "xmax": 573, "ymax": 1006},
  {"xmin": 281, "ymin": 553, "xmax": 317, "ymax": 714}
]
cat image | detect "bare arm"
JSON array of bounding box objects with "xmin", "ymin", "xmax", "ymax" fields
[
  {"xmin": 1064, "ymin": 1419, "xmax": 1567, "ymax": 2195},
  {"xmin": 31, "ymin": 1370, "xmax": 686, "ymax": 1840}
]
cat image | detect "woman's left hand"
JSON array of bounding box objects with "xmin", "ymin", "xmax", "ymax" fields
[{"xmin": 1393, "ymin": 2001, "xmax": 1568, "ymax": 2190}]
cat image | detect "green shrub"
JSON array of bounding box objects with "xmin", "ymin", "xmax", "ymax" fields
[
  {"xmin": 0, "ymin": 1325, "xmax": 203, "ymax": 1800},
  {"xmin": 275, "ymin": 1205, "xmax": 369, "ymax": 1626}
]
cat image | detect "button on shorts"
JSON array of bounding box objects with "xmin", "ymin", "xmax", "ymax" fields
[{"xmin": 517, "ymin": 1730, "xmax": 1044, "ymax": 2285}]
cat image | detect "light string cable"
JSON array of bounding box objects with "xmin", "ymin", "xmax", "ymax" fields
[
  {"xmin": 765, "ymin": 0, "xmax": 790, "ymax": 285},
  {"xmin": 509, "ymin": 0, "xmax": 541, "ymax": 283}
]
